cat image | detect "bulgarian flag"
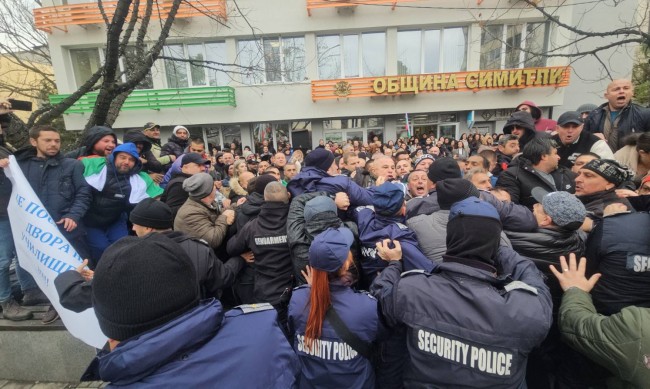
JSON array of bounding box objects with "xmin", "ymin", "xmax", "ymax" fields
[{"xmin": 82, "ymin": 158, "xmax": 163, "ymax": 203}]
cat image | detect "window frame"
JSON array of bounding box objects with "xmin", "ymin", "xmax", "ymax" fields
[
  {"xmin": 317, "ymin": 31, "xmax": 387, "ymax": 80},
  {"xmin": 237, "ymin": 35, "xmax": 307, "ymax": 85},
  {"xmin": 163, "ymin": 41, "xmax": 229, "ymax": 88},
  {"xmin": 480, "ymin": 21, "xmax": 550, "ymax": 70},
  {"xmin": 396, "ymin": 26, "xmax": 469, "ymax": 75},
  {"xmin": 69, "ymin": 46, "xmax": 154, "ymax": 89}
]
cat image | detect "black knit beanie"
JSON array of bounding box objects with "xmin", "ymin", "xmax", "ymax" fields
[
  {"xmin": 254, "ymin": 174, "xmax": 278, "ymax": 195},
  {"xmin": 445, "ymin": 199, "xmax": 502, "ymax": 266},
  {"xmin": 305, "ymin": 148, "xmax": 335, "ymax": 172},
  {"xmin": 437, "ymin": 178, "xmax": 480, "ymax": 210},
  {"xmin": 129, "ymin": 198, "xmax": 173, "ymax": 229},
  {"xmin": 428, "ymin": 157, "xmax": 462, "ymax": 183},
  {"xmin": 92, "ymin": 234, "xmax": 199, "ymax": 341}
]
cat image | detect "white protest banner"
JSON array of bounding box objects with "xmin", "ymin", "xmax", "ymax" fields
[{"xmin": 4, "ymin": 155, "xmax": 106, "ymax": 348}]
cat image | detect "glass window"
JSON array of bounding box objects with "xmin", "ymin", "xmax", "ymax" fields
[
  {"xmin": 343, "ymin": 35, "xmax": 359, "ymax": 77},
  {"xmin": 282, "ymin": 37, "xmax": 306, "ymax": 82},
  {"xmin": 70, "ymin": 48, "xmax": 101, "ymax": 88},
  {"xmin": 368, "ymin": 129, "xmax": 383, "ymax": 143},
  {"xmin": 398, "ymin": 27, "xmax": 464, "ymax": 74},
  {"xmin": 524, "ymin": 22, "xmax": 548, "ymax": 67},
  {"xmin": 324, "ymin": 131, "xmax": 344, "ymax": 144},
  {"xmin": 263, "ymin": 38, "xmax": 282, "ymax": 82},
  {"xmin": 362, "ymin": 32, "xmax": 385, "ymax": 76},
  {"xmin": 505, "ymin": 24, "xmax": 523, "ymax": 69},
  {"xmin": 163, "ymin": 44, "xmax": 189, "ymax": 88},
  {"xmin": 317, "ymin": 32, "xmax": 386, "ymax": 79},
  {"xmin": 187, "ymin": 44, "xmax": 207, "ymax": 86},
  {"xmin": 239, "ymin": 36, "xmax": 307, "ymax": 84},
  {"xmin": 122, "ymin": 47, "xmax": 153, "ymax": 89},
  {"xmin": 205, "ymin": 42, "xmax": 228, "ymax": 86},
  {"xmin": 442, "ymin": 27, "xmax": 467, "ymax": 72},
  {"xmin": 423, "ymin": 29, "xmax": 440, "ymax": 73},
  {"xmin": 252, "ymin": 123, "xmax": 274, "ymax": 153},
  {"xmin": 480, "ymin": 25, "xmax": 503, "ymax": 70},
  {"xmin": 275, "ymin": 123, "xmax": 291, "ymax": 150},
  {"xmin": 252, "ymin": 122, "xmax": 292, "ymax": 153},
  {"xmin": 222, "ymin": 125, "xmax": 242, "ymax": 150},
  {"xmin": 481, "ymin": 23, "xmax": 547, "ymax": 70},
  {"xmin": 317, "ymin": 35, "xmax": 341, "ymax": 80},
  {"xmin": 291, "ymin": 121, "xmax": 312, "ymax": 150},
  {"xmin": 238, "ymin": 39, "xmax": 265, "ymax": 85},
  {"xmin": 397, "ymin": 30, "xmax": 421, "ymax": 75},
  {"xmin": 163, "ymin": 42, "xmax": 230, "ymax": 88}
]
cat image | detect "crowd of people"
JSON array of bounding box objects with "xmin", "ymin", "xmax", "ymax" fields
[{"xmin": 0, "ymin": 78, "xmax": 649, "ymax": 388}]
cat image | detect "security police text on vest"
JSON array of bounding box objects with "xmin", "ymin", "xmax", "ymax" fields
[{"xmin": 417, "ymin": 329, "xmax": 513, "ymax": 376}]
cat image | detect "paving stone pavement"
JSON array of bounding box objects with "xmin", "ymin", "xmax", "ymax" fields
[{"xmin": 0, "ymin": 381, "xmax": 106, "ymax": 389}]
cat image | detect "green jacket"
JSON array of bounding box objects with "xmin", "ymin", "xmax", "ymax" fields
[{"xmin": 559, "ymin": 288, "xmax": 650, "ymax": 388}]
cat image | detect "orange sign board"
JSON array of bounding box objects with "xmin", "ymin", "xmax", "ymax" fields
[
  {"xmin": 34, "ymin": 0, "xmax": 227, "ymax": 33},
  {"xmin": 311, "ymin": 66, "xmax": 571, "ymax": 101}
]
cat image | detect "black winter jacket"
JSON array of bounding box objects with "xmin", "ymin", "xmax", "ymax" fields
[
  {"xmin": 371, "ymin": 248, "xmax": 552, "ymax": 388},
  {"xmin": 495, "ymin": 156, "xmax": 575, "ymax": 209},
  {"xmin": 235, "ymin": 191, "xmax": 264, "ymax": 232},
  {"xmin": 161, "ymin": 172, "xmax": 191, "ymax": 220},
  {"xmin": 287, "ymin": 191, "xmax": 360, "ymax": 285},
  {"xmin": 585, "ymin": 212, "xmax": 650, "ymax": 315},
  {"xmin": 506, "ymin": 227, "xmax": 586, "ymax": 311},
  {"xmin": 163, "ymin": 230, "xmax": 244, "ymax": 299},
  {"xmin": 583, "ymin": 102, "xmax": 650, "ymax": 151},
  {"xmin": 83, "ymin": 148, "xmax": 144, "ymax": 228},
  {"xmin": 55, "ymin": 230, "xmax": 245, "ymax": 312},
  {"xmin": 578, "ymin": 188, "xmax": 630, "ymax": 220},
  {"xmin": 492, "ymin": 150, "xmax": 513, "ymax": 178},
  {"xmin": 0, "ymin": 145, "xmax": 13, "ymax": 219},
  {"xmin": 14, "ymin": 148, "xmax": 91, "ymax": 237},
  {"xmin": 161, "ymin": 135, "xmax": 188, "ymax": 158},
  {"xmin": 65, "ymin": 126, "xmax": 116, "ymax": 159},
  {"xmin": 227, "ymin": 202, "xmax": 294, "ymax": 306}
]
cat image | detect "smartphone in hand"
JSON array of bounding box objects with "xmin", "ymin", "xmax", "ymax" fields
[{"xmin": 7, "ymin": 99, "xmax": 33, "ymax": 111}]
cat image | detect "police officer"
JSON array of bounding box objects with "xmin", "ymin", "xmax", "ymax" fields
[
  {"xmin": 372, "ymin": 198, "xmax": 552, "ymax": 387},
  {"xmin": 81, "ymin": 233, "xmax": 300, "ymax": 387},
  {"xmin": 288, "ymin": 227, "xmax": 384, "ymax": 389},
  {"xmin": 354, "ymin": 182, "xmax": 434, "ymax": 289}
]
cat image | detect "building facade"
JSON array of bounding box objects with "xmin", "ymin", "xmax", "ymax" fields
[{"xmin": 37, "ymin": 0, "xmax": 575, "ymax": 152}]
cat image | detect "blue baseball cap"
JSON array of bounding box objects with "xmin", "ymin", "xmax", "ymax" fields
[
  {"xmin": 309, "ymin": 227, "xmax": 354, "ymax": 272},
  {"xmin": 372, "ymin": 182, "xmax": 405, "ymax": 216},
  {"xmin": 449, "ymin": 197, "xmax": 500, "ymax": 223}
]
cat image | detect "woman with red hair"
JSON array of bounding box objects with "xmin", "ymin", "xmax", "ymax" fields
[{"xmin": 288, "ymin": 227, "xmax": 383, "ymax": 388}]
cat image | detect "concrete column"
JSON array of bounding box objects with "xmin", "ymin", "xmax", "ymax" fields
[
  {"xmin": 385, "ymin": 27, "xmax": 397, "ymax": 75},
  {"xmin": 311, "ymin": 120, "xmax": 324, "ymax": 149},
  {"xmin": 304, "ymin": 33, "xmax": 319, "ymax": 80},
  {"xmin": 240, "ymin": 123, "xmax": 253, "ymax": 150},
  {"xmin": 384, "ymin": 115, "xmax": 397, "ymax": 141}
]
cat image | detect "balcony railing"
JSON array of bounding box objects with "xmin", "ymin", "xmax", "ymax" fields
[
  {"xmin": 34, "ymin": 0, "xmax": 227, "ymax": 33},
  {"xmin": 49, "ymin": 86, "xmax": 236, "ymax": 114},
  {"xmin": 306, "ymin": 0, "xmax": 420, "ymax": 16}
]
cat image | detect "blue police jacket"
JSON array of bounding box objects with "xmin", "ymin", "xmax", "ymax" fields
[
  {"xmin": 288, "ymin": 280, "xmax": 384, "ymax": 389},
  {"xmin": 587, "ymin": 211, "xmax": 650, "ymax": 315},
  {"xmin": 287, "ymin": 166, "xmax": 373, "ymax": 207},
  {"xmin": 354, "ymin": 206, "xmax": 436, "ymax": 287},
  {"xmin": 371, "ymin": 247, "xmax": 552, "ymax": 388},
  {"xmin": 83, "ymin": 299, "xmax": 300, "ymax": 388}
]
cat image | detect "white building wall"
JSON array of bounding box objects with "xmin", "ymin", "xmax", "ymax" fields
[
  {"xmin": 553, "ymin": 0, "xmax": 642, "ymax": 117},
  {"xmin": 43, "ymin": 0, "xmax": 575, "ymax": 147}
]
